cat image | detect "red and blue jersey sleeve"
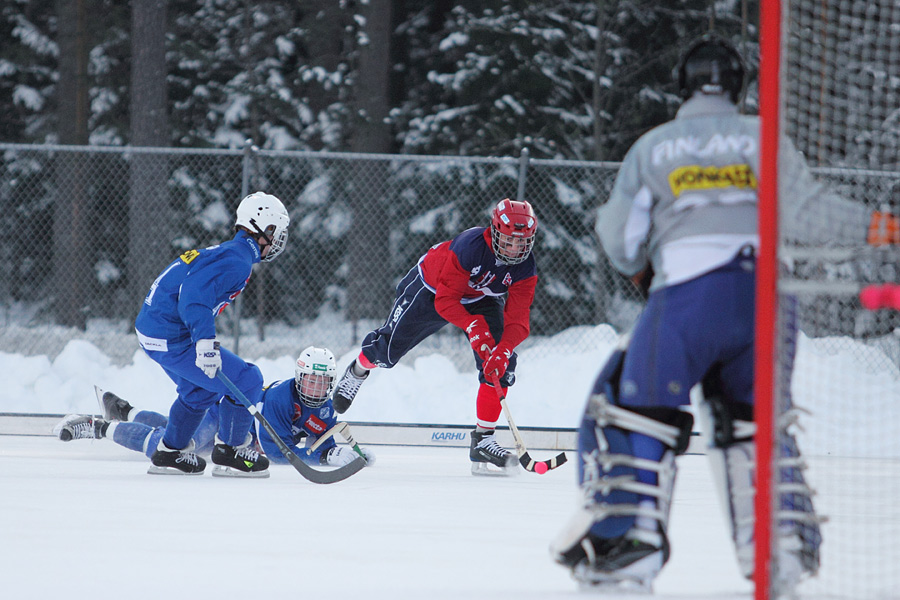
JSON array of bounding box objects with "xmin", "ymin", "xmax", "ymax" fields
[
  {"xmin": 418, "ymin": 227, "xmax": 538, "ymax": 347},
  {"xmin": 501, "ymin": 274, "xmax": 537, "ymax": 348}
]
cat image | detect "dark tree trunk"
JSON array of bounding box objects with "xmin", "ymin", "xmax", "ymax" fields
[
  {"xmin": 128, "ymin": 0, "xmax": 171, "ymax": 318},
  {"xmin": 299, "ymin": 1, "xmax": 345, "ymax": 116},
  {"xmin": 346, "ymin": 0, "xmax": 395, "ymax": 323},
  {"xmin": 53, "ymin": 0, "xmax": 91, "ymax": 329}
]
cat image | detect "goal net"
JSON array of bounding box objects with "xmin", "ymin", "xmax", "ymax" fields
[{"xmin": 759, "ymin": 1, "xmax": 900, "ymax": 598}]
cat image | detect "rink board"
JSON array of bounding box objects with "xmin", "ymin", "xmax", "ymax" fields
[{"xmin": 0, "ymin": 412, "xmax": 707, "ymax": 453}]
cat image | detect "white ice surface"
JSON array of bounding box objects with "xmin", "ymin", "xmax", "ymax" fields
[{"xmin": 0, "ymin": 436, "xmax": 753, "ymax": 600}]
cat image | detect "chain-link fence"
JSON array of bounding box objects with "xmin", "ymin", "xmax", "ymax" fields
[
  {"xmin": 0, "ymin": 143, "xmax": 638, "ymax": 367},
  {"xmin": 0, "ymin": 142, "xmax": 896, "ymax": 370}
]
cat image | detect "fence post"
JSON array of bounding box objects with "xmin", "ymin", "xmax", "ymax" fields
[
  {"xmin": 517, "ymin": 147, "xmax": 530, "ymax": 202},
  {"xmin": 231, "ymin": 139, "xmax": 255, "ymax": 354}
]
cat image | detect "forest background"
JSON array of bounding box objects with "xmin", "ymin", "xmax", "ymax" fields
[{"xmin": 2, "ymin": 1, "xmax": 897, "ymax": 359}]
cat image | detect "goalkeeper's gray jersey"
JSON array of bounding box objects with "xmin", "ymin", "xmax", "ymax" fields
[{"xmin": 596, "ymin": 94, "xmax": 870, "ymax": 291}]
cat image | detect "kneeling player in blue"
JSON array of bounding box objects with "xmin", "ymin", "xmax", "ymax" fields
[
  {"xmin": 331, "ymin": 198, "xmax": 538, "ymax": 476},
  {"xmin": 53, "ymin": 346, "xmax": 375, "ymax": 471}
]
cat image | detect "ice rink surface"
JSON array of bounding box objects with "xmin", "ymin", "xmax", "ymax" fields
[{"xmin": 1, "ymin": 435, "xmax": 756, "ymax": 600}]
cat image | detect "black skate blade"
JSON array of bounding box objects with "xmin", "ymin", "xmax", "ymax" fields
[{"xmin": 211, "ymin": 465, "xmax": 270, "ymax": 478}]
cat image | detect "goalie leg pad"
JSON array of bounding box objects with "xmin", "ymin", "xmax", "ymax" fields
[
  {"xmin": 553, "ymin": 387, "xmax": 690, "ymax": 586},
  {"xmin": 699, "ymin": 401, "xmax": 756, "ymax": 578},
  {"xmin": 775, "ymin": 413, "xmax": 823, "ymax": 582},
  {"xmin": 699, "ymin": 390, "xmax": 822, "ymax": 582}
]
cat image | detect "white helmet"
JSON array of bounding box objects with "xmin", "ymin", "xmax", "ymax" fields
[
  {"xmin": 294, "ymin": 346, "xmax": 337, "ymax": 408},
  {"xmin": 234, "ymin": 192, "xmax": 290, "ymax": 262}
]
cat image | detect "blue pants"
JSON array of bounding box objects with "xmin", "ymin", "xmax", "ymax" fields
[
  {"xmin": 580, "ymin": 251, "xmax": 757, "ymax": 539},
  {"xmin": 619, "ymin": 250, "xmax": 756, "ymax": 412},
  {"xmin": 112, "ymin": 405, "xmax": 221, "ymax": 459},
  {"xmin": 140, "ymin": 343, "xmax": 262, "ymax": 449},
  {"xmin": 361, "ymin": 266, "xmax": 517, "ymax": 386}
]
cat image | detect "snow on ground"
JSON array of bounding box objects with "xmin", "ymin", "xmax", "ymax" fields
[
  {"xmin": 0, "ymin": 322, "xmax": 623, "ymax": 427},
  {"xmin": 1, "ymin": 322, "xmax": 900, "ymax": 598}
]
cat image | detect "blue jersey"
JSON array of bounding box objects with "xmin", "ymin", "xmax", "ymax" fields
[
  {"xmin": 135, "ymin": 231, "xmax": 261, "ymax": 352},
  {"xmin": 254, "ymin": 378, "xmax": 339, "ymax": 465}
]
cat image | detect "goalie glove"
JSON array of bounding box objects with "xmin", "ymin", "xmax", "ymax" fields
[
  {"xmin": 465, "ymin": 317, "xmax": 495, "ymax": 361},
  {"xmin": 195, "ymin": 338, "xmax": 221, "ymax": 379}
]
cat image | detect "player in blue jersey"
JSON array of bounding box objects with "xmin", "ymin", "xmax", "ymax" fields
[
  {"xmin": 332, "ymin": 198, "xmax": 539, "ymax": 475},
  {"xmin": 130, "ymin": 191, "xmax": 290, "ymax": 476},
  {"xmin": 53, "ymin": 347, "xmax": 375, "ymax": 469}
]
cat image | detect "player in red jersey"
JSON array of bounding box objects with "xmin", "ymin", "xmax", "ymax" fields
[{"xmin": 334, "ymin": 198, "xmax": 538, "ymax": 475}]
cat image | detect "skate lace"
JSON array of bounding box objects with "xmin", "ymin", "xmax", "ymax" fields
[
  {"xmin": 235, "ymin": 445, "xmax": 261, "ymax": 462},
  {"xmin": 71, "ymin": 419, "xmax": 95, "ymax": 439},
  {"xmin": 337, "ymin": 373, "xmax": 365, "ymax": 397},
  {"xmin": 175, "ymin": 452, "xmax": 200, "ymax": 467},
  {"xmin": 477, "ymin": 436, "xmax": 508, "ymax": 458}
]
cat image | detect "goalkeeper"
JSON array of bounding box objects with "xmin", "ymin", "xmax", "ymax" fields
[{"xmin": 552, "ymin": 34, "xmax": 896, "ymax": 591}]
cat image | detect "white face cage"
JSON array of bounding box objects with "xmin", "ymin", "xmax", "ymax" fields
[
  {"xmin": 491, "ymin": 226, "xmax": 535, "ymax": 265},
  {"xmin": 234, "ymin": 192, "xmax": 290, "ymax": 262},
  {"xmin": 256, "ymin": 221, "xmax": 289, "ymax": 262},
  {"xmin": 296, "ymin": 373, "xmax": 335, "ymax": 408},
  {"xmin": 294, "ymin": 346, "xmax": 337, "ymax": 408}
]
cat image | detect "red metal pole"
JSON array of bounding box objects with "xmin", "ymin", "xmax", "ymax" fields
[{"xmin": 755, "ymin": 1, "xmax": 781, "ymax": 598}]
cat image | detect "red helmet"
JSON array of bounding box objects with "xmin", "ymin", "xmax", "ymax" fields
[{"xmin": 490, "ymin": 198, "xmax": 537, "ymax": 265}]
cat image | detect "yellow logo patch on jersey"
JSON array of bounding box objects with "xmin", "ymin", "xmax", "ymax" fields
[
  {"xmin": 668, "ymin": 164, "xmax": 757, "ymax": 197},
  {"xmin": 179, "ymin": 249, "xmax": 200, "ymax": 264}
]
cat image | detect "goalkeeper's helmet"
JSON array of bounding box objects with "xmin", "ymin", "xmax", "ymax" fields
[
  {"xmin": 675, "ymin": 34, "xmax": 745, "ymax": 104},
  {"xmin": 490, "ymin": 198, "xmax": 537, "ymax": 265},
  {"xmin": 234, "ymin": 192, "xmax": 290, "ymax": 262},
  {"xmin": 294, "ymin": 346, "xmax": 337, "ymax": 408}
]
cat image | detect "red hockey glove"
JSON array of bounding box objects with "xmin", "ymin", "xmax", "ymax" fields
[
  {"xmin": 465, "ymin": 317, "xmax": 495, "ymax": 361},
  {"xmin": 483, "ymin": 343, "xmax": 513, "ymax": 380}
]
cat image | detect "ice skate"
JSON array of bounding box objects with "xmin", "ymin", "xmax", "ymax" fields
[
  {"xmin": 94, "ymin": 386, "xmax": 134, "ymax": 421},
  {"xmin": 469, "ymin": 429, "xmax": 518, "ymax": 476},
  {"xmin": 556, "ymin": 525, "xmax": 668, "ymax": 593},
  {"xmin": 333, "ymin": 360, "xmax": 368, "ymax": 414},
  {"xmin": 148, "ymin": 439, "xmax": 206, "ymax": 475},
  {"xmin": 53, "ymin": 414, "xmax": 108, "ymax": 441},
  {"xmin": 211, "ymin": 436, "xmax": 270, "ymax": 478}
]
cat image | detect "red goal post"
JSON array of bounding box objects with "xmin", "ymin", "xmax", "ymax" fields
[
  {"xmin": 756, "ymin": 1, "xmax": 900, "ymax": 599},
  {"xmin": 755, "ymin": 2, "xmax": 781, "ymax": 598}
]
